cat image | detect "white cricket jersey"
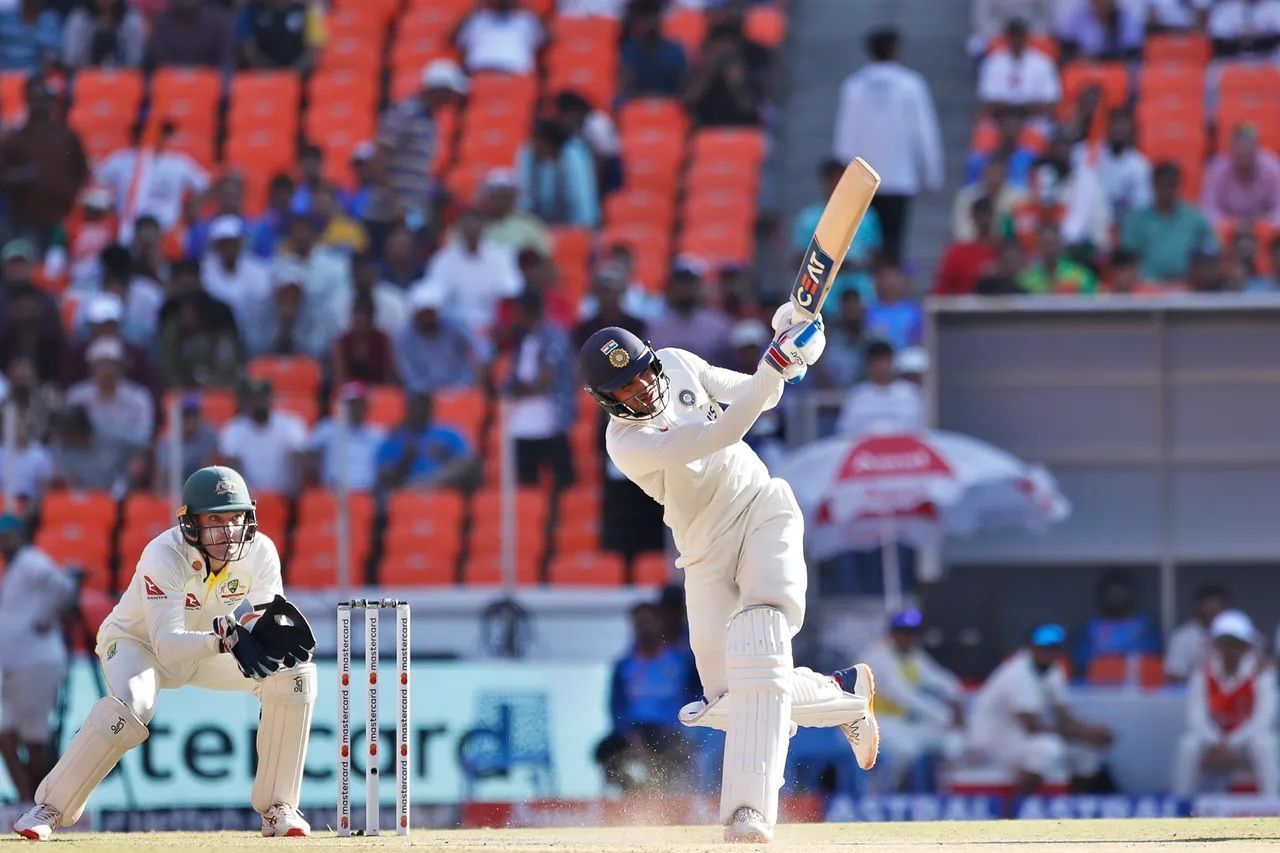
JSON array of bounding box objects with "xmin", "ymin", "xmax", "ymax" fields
[
  {"xmin": 605, "ymin": 348, "xmax": 784, "ymax": 560},
  {"xmin": 967, "ymin": 649, "xmax": 1067, "ymax": 748},
  {"xmin": 96, "ymin": 527, "xmax": 284, "ymax": 684},
  {"xmin": 0, "ymin": 546, "xmax": 76, "ymax": 670}
]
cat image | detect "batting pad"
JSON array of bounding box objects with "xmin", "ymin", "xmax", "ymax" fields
[
  {"xmin": 37, "ymin": 696, "xmax": 148, "ymax": 824},
  {"xmin": 251, "ymin": 662, "xmax": 317, "ymax": 814},
  {"xmin": 720, "ymin": 606, "xmax": 792, "ymax": 826},
  {"xmin": 681, "ymin": 667, "xmax": 867, "ymax": 731}
]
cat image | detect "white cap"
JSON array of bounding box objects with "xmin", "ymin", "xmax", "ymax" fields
[
  {"xmin": 209, "ymin": 215, "xmax": 244, "ymax": 242},
  {"xmin": 422, "ymin": 59, "xmax": 469, "ymax": 94},
  {"xmin": 408, "ymin": 282, "xmax": 445, "ymax": 311},
  {"xmin": 82, "ymin": 186, "xmax": 112, "ymax": 209},
  {"xmin": 86, "ymin": 336, "xmax": 125, "ymax": 363},
  {"xmin": 729, "ymin": 318, "xmax": 769, "ymax": 349},
  {"xmin": 896, "ymin": 346, "xmax": 929, "ymax": 375},
  {"xmin": 84, "ymin": 292, "xmax": 124, "ymax": 325},
  {"xmin": 483, "ymin": 168, "xmax": 518, "ymax": 190},
  {"xmin": 1211, "ymin": 610, "xmax": 1260, "ymax": 644}
]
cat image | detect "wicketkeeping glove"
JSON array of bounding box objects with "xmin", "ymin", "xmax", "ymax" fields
[
  {"xmin": 246, "ymin": 595, "xmax": 317, "ymax": 669},
  {"xmin": 213, "ymin": 614, "xmax": 284, "ymax": 680}
]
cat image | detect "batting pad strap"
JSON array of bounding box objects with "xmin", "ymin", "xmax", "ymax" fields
[
  {"xmin": 37, "ymin": 696, "xmax": 148, "ymax": 825},
  {"xmin": 680, "ymin": 667, "xmax": 865, "ymax": 730},
  {"xmin": 252, "ymin": 662, "xmax": 317, "ymax": 814}
]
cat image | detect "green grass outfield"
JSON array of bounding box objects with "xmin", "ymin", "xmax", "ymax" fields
[{"xmin": 3, "ymin": 818, "xmax": 1277, "ymax": 852}]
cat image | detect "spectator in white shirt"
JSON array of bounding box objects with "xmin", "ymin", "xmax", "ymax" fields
[
  {"xmin": 307, "ymin": 383, "xmax": 387, "ymax": 493},
  {"xmin": 969, "ymin": 0, "xmax": 1059, "ymax": 55},
  {"xmin": 555, "ymin": 90, "xmax": 623, "ymax": 197},
  {"xmin": 218, "ymin": 378, "xmax": 308, "ymax": 494},
  {"xmin": 454, "ymin": 0, "xmax": 545, "ymax": 76},
  {"xmin": 1173, "ymin": 610, "xmax": 1278, "ymax": 797},
  {"xmin": 977, "ymin": 18, "xmax": 1062, "ymax": 118},
  {"xmin": 0, "ymin": 514, "xmax": 76, "ymax": 804},
  {"xmin": 0, "ymin": 416, "xmax": 53, "ymax": 505},
  {"xmin": 200, "ymin": 215, "xmax": 272, "ymax": 335},
  {"xmin": 503, "ymin": 291, "xmax": 576, "ymax": 489},
  {"xmin": 245, "ymin": 260, "xmax": 330, "ymax": 358},
  {"xmin": 860, "ymin": 609, "xmax": 966, "ymax": 790},
  {"xmin": 968, "ymin": 624, "xmax": 1114, "ymax": 795},
  {"xmin": 836, "ymin": 341, "xmax": 924, "ymax": 438},
  {"xmin": 1208, "ymin": 0, "xmax": 1280, "ymax": 58},
  {"xmin": 833, "ymin": 27, "xmax": 943, "ymax": 263},
  {"xmin": 1165, "ymin": 585, "xmax": 1229, "ymax": 684},
  {"xmin": 91, "ymin": 244, "xmax": 163, "ymax": 348},
  {"xmin": 65, "ymin": 337, "xmax": 154, "ymax": 448},
  {"xmin": 277, "ymin": 214, "xmax": 351, "ymax": 353},
  {"xmin": 94, "ymin": 122, "xmax": 210, "ymax": 240},
  {"xmin": 421, "ymin": 207, "xmax": 522, "ymax": 345},
  {"xmin": 341, "ymin": 251, "xmax": 407, "ymax": 336},
  {"xmin": 1070, "ymin": 110, "xmax": 1153, "ymax": 230}
]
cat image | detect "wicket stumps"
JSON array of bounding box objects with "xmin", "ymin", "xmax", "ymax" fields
[{"xmin": 337, "ymin": 599, "xmax": 411, "ymax": 837}]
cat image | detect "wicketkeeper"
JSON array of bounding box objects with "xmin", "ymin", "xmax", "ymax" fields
[
  {"xmin": 13, "ymin": 466, "xmax": 317, "ymax": 840},
  {"xmin": 579, "ymin": 312, "xmax": 878, "ymax": 844}
]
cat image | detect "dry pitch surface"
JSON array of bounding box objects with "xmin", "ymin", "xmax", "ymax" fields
[{"xmin": 1, "ymin": 819, "xmax": 1277, "ymax": 852}]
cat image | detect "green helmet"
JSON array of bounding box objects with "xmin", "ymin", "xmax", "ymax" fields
[{"xmin": 178, "ymin": 466, "xmax": 258, "ymax": 561}]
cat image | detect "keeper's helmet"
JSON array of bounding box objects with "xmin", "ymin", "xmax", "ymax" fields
[
  {"xmin": 177, "ymin": 465, "xmax": 258, "ymax": 563},
  {"xmin": 578, "ymin": 326, "xmax": 669, "ymax": 420}
]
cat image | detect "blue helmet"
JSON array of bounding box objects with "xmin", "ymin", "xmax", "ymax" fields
[{"xmin": 578, "ymin": 326, "xmax": 668, "ymax": 419}]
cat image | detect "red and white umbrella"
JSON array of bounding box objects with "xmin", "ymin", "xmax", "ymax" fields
[{"xmin": 780, "ymin": 432, "xmax": 1070, "ymax": 606}]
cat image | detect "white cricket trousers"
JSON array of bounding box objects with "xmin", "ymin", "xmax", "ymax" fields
[
  {"xmin": 1173, "ymin": 729, "xmax": 1280, "ymax": 796},
  {"xmin": 97, "ymin": 637, "xmax": 260, "ymax": 724},
  {"xmin": 681, "ymin": 478, "xmax": 808, "ymax": 700}
]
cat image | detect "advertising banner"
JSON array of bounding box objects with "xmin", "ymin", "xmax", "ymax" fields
[{"xmin": 0, "ymin": 658, "xmax": 611, "ymax": 810}]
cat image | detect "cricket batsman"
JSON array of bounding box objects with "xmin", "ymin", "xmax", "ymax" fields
[
  {"xmin": 13, "ymin": 466, "xmax": 317, "ymax": 840},
  {"xmin": 579, "ymin": 311, "xmax": 878, "ymax": 843}
]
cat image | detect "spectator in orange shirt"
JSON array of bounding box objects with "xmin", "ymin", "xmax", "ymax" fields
[{"xmin": 936, "ymin": 196, "xmax": 1000, "ymax": 296}]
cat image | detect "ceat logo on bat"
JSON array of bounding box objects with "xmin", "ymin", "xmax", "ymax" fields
[
  {"xmin": 143, "ymin": 576, "xmax": 166, "ymax": 599},
  {"xmin": 184, "ymin": 593, "xmax": 201, "ymax": 610}
]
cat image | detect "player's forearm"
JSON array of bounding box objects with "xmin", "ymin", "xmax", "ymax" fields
[
  {"xmin": 667, "ymin": 368, "xmax": 782, "ymax": 465},
  {"xmin": 152, "ymin": 628, "xmax": 221, "ymax": 666}
]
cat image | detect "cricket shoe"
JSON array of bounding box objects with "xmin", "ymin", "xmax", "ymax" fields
[
  {"xmin": 829, "ymin": 662, "xmax": 879, "ymax": 770},
  {"xmin": 723, "ymin": 806, "xmax": 772, "ymax": 843},
  {"xmin": 261, "ymin": 803, "xmax": 310, "ymax": 837},
  {"xmin": 13, "ymin": 803, "xmax": 61, "ymax": 841}
]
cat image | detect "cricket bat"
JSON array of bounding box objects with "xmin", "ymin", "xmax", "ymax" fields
[{"xmin": 788, "ymin": 156, "xmax": 881, "ymax": 319}]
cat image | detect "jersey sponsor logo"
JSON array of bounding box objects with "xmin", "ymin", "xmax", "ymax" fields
[
  {"xmin": 790, "ymin": 238, "xmax": 834, "ymax": 310},
  {"xmin": 184, "ymin": 593, "xmax": 201, "ymax": 610},
  {"xmin": 678, "ymin": 389, "xmax": 696, "ymax": 407},
  {"xmin": 143, "ymin": 576, "xmax": 166, "ymax": 599}
]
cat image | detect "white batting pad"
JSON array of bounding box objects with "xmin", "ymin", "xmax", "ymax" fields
[
  {"xmin": 720, "ymin": 606, "xmax": 792, "ymax": 826},
  {"xmin": 37, "ymin": 696, "xmax": 148, "ymax": 824},
  {"xmin": 251, "ymin": 662, "xmax": 317, "ymax": 814},
  {"xmin": 681, "ymin": 667, "xmax": 866, "ymax": 731}
]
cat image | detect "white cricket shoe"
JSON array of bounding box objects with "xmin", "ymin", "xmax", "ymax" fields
[
  {"xmin": 722, "ymin": 806, "xmax": 772, "ymax": 843},
  {"xmin": 261, "ymin": 803, "xmax": 310, "ymax": 837},
  {"xmin": 831, "ymin": 662, "xmax": 879, "ymax": 771},
  {"xmin": 13, "ymin": 803, "xmax": 61, "ymax": 841}
]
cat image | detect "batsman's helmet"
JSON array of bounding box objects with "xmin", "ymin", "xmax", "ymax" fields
[
  {"xmin": 177, "ymin": 465, "xmax": 258, "ymax": 561},
  {"xmin": 578, "ymin": 326, "xmax": 668, "ymax": 419}
]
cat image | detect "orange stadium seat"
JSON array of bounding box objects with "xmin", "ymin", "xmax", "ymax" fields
[
  {"xmin": 69, "ymin": 69, "xmax": 144, "ymax": 131},
  {"xmin": 435, "ymin": 388, "xmax": 488, "ymax": 441},
  {"xmin": 457, "ymin": 125, "xmax": 524, "ymax": 168},
  {"xmin": 404, "ymin": 0, "xmax": 474, "ymax": 23},
  {"xmin": 556, "ymin": 484, "xmax": 601, "ymax": 518},
  {"xmin": 1058, "ymin": 62, "xmax": 1129, "ymax": 131},
  {"xmin": 36, "ymin": 524, "xmax": 112, "ymax": 590},
  {"xmin": 307, "ymin": 69, "xmax": 379, "ymax": 111},
  {"xmin": 618, "ymin": 98, "xmax": 688, "ymax": 138},
  {"xmin": 691, "ymin": 129, "xmax": 766, "ymax": 166},
  {"xmin": 387, "ymin": 490, "xmax": 466, "ymax": 533},
  {"xmin": 663, "ymin": 8, "xmax": 706, "ymax": 56},
  {"xmin": 356, "ymin": 385, "xmax": 406, "ymax": 428},
  {"xmin": 297, "ymin": 489, "xmax": 375, "ymax": 530},
  {"xmin": 228, "ymin": 72, "xmax": 301, "ymax": 133},
  {"xmin": 550, "ymin": 228, "xmax": 593, "ymax": 300},
  {"xmin": 469, "ymin": 72, "xmax": 538, "ymax": 111},
  {"xmin": 163, "ymin": 388, "xmax": 238, "ymax": 429},
  {"xmin": 326, "ymin": 5, "xmax": 387, "ymax": 41},
  {"xmin": 683, "ymin": 188, "xmax": 758, "ymax": 229},
  {"xmin": 252, "ymin": 491, "xmax": 290, "ymax": 532},
  {"xmin": 248, "ymin": 355, "xmax": 322, "ymax": 398},
  {"xmin": 1144, "ymin": 33, "xmax": 1210, "ymax": 67},
  {"xmin": 679, "ymin": 221, "xmax": 755, "ymax": 266},
  {"xmin": 443, "ymin": 161, "xmax": 493, "ymax": 204},
  {"xmin": 77, "ymin": 127, "xmax": 131, "ymax": 163},
  {"xmin": 380, "ymin": 551, "xmax": 456, "ymax": 586},
  {"xmin": 546, "ymin": 64, "xmax": 616, "ymax": 111},
  {"xmin": 287, "ymin": 541, "xmax": 369, "ymax": 589},
  {"xmin": 122, "ymin": 492, "xmax": 173, "ymax": 539},
  {"xmin": 41, "ymin": 489, "xmax": 116, "ymax": 526},
  {"xmin": 744, "ymin": 4, "xmax": 786, "ymax": 47},
  {"xmin": 471, "ymin": 487, "xmax": 549, "ymax": 527},
  {"xmin": 468, "ymin": 520, "xmax": 546, "ymax": 562},
  {"xmin": 305, "ymin": 100, "xmax": 377, "ymax": 144},
  {"xmin": 150, "ymin": 68, "xmax": 221, "ymax": 130},
  {"xmin": 0, "ymin": 72, "xmax": 25, "ymax": 126},
  {"xmin": 1138, "ymin": 65, "xmax": 1205, "ymax": 112},
  {"xmin": 549, "ymin": 551, "xmax": 625, "ymax": 586},
  {"xmin": 604, "ymin": 188, "xmax": 677, "ymax": 228},
  {"xmin": 632, "ymin": 551, "xmax": 672, "ymax": 586},
  {"xmin": 553, "ymin": 516, "xmax": 601, "ymax": 556},
  {"xmin": 319, "ymin": 36, "xmax": 384, "ymax": 73},
  {"xmin": 1217, "ymin": 62, "xmax": 1280, "ymax": 101},
  {"xmin": 462, "ymin": 552, "xmax": 540, "ymax": 586}
]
